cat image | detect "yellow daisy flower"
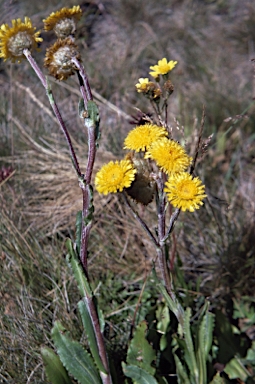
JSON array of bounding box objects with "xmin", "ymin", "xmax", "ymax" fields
[
  {"xmin": 135, "ymin": 78, "xmax": 153, "ymax": 92},
  {"xmin": 0, "ymin": 17, "xmax": 42, "ymax": 63},
  {"xmin": 95, "ymin": 160, "xmax": 136, "ymax": 195},
  {"xmin": 43, "ymin": 6, "xmax": 82, "ymax": 38},
  {"xmin": 124, "ymin": 124, "xmax": 168, "ymax": 152},
  {"xmin": 149, "ymin": 58, "xmax": 177, "ymax": 78},
  {"xmin": 44, "ymin": 37, "xmax": 80, "ymax": 81},
  {"xmin": 164, "ymin": 172, "xmax": 207, "ymax": 212},
  {"xmin": 145, "ymin": 137, "xmax": 191, "ymax": 175}
]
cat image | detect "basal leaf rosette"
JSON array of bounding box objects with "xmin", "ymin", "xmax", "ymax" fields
[
  {"xmin": 124, "ymin": 124, "xmax": 168, "ymax": 153},
  {"xmin": 44, "ymin": 38, "xmax": 81, "ymax": 81},
  {"xmin": 149, "ymin": 58, "xmax": 177, "ymax": 79},
  {"xmin": 95, "ymin": 160, "xmax": 136, "ymax": 195},
  {"xmin": 43, "ymin": 6, "xmax": 82, "ymax": 38},
  {"xmin": 145, "ymin": 137, "xmax": 191, "ymax": 175},
  {"xmin": 164, "ymin": 172, "xmax": 207, "ymax": 212},
  {"xmin": 0, "ymin": 17, "xmax": 42, "ymax": 63}
]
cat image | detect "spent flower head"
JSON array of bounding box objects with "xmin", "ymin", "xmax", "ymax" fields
[
  {"xmin": 124, "ymin": 124, "xmax": 168, "ymax": 153},
  {"xmin": 164, "ymin": 172, "xmax": 207, "ymax": 212},
  {"xmin": 95, "ymin": 160, "xmax": 136, "ymax": 195},
  {"xmin": 44, "ymin": 38, "xmax": 80, "ymax": 81},
  {"xmin": 145, "ymin": 137, "xmax": 192, "ymax": 175},
  {"xmin": 43, "ymin": 5, "xmax": 82, "ymax": 38},
  {"xmin": 125, "ymin": 153, "xmax": 155, "ymax": 205},
  {"xmin": 0, "ymin": 17, "xmax": 42, "ymax": 63},
  {"xmin": 149, "ymin": 58, "xmax": 177, "ymax": 78}
]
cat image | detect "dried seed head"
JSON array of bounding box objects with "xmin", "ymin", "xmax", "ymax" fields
[
  {"xmin": 125, "ymin": 153, "xmax": 155, "ymax": 205},
  {"xmin": 44, "ymin": 38, "xmax": 81, "ymax": 81}
]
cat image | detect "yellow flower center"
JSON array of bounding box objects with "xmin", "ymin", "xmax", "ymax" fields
[
  {"xmin": 158, "ymin": 63, "xmax": 170, "ymax": 74},
  {"xmin": 177, "ymin": 180, "xmax": 197, "ymax": 200},
  {"xmin": 108, "ymin": 167, "xmax": 123, "ymax": 183}
]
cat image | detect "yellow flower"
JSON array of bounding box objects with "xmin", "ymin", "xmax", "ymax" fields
[
  {"xmin": 0, "ymin": 17, "xmax": 42, "ymax": 63},
  {"xmin": 149, "ymin": 58, "xmax": 177, "ymax": 78},
  {"xmin": 145, "ymin": 137, "xmax": 191, "ymax": 175},
  {"xmin": 44, "ymin": 38, "xmax": 80, "ymax": 81},
  {"xmin": 43, "ymin": 5, "xmax": 82, "ymax": 38},
  {"xmin": 95, "ymin": 160, "xmax": 136, "ymax": 195},
  {"xmin": 135, "ymin": 78, "xmax": 153, "ymax": 92},
  {"xmin": 164, "ymin": 172, "xmax": 207, "ymax": 212},
  {"xmin": 124, "ymin": 124, "xmax": 168, "ymax": 152}
]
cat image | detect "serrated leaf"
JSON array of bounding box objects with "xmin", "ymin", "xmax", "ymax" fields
[
  {"xmin": 224, "ymin": 357, "xmax": 250, "ymax": 381},
  {"xmin": 183, "ymin": 308, "xmax": 199, "ymax": 384},
  {"xmin": 52, "ymin": 321, "xmax": 101, "ymax": 384},
  {"xmin": 122, "ymin": 363, "xmax": 158, "ymax": 384},
  {"xmin": 76, "ymin": 211, "xmax": 82, "ymax": 256},
  {"xmin": 66, "ymin": 239, "xmax": 92, "ymax": 299},
  {"xmin": 41, "ymin": 346, "xmax": 72, "ymax": 384},
  {"xmin": 197, "ymin": 309, "xmax": 215, "ymax": 383},
  {"xmin": 127, "ymin": 321, "xmax": 156, "ymax": 375},
  {"xmin": 78, "ymin": 299, "xmax": 107, "ymax": 374}
]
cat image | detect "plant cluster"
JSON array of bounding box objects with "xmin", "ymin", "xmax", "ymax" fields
[{"xmin": 0, "ymin": 4, "xmax": 254, "ymax": 384}]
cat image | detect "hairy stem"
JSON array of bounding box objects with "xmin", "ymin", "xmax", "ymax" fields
[
  {"xmin": 23, "ymin": 48, "xmax": 82, "ymax": 178},
  {"xmin": 72, "ymin": 57, "xmax": 93, "ymax": 101}
]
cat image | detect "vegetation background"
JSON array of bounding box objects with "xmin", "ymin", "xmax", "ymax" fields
[{"xmin": 0, "ymin": 0, "xmax": 255, "ymax": 382}]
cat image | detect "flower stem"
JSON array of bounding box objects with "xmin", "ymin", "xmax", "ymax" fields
[
  {"xmin": 122, "ymin": 192, "xmax": 159, "ymax": 248},
  {"xmin": 71, "ymin": 57, "xmax": 93, "ymax": 101},
  {"xmin": 23, "ymin": 48, "xmax": 82, "ymax": 178},
  {"xmin": 86, "ymin": 296, "xmax": 112, "ymax": 384}
]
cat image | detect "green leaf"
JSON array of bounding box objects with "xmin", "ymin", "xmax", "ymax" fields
[
  {"xmin": 83, "ymin": 185, "xmax": 94, "ymax": 227},
  {"xmin": 85, "ymin": 101, "xmax": 100, "ymax": 140},
  {"xmin": 78, "ymin": 299, "xmax": 107, "ymax": 374},
  {"xmin": 197, "ymin": 309, "xmax": 215, "ymax": 383},
  {"xmin": 52, "ymin": 321, "xmax": 102, "ymax": 384},
  {"xmin": 78, "ymin": 98, "xmax": 86, "ymax": 118},
  {"xmin": 41, "ymin": 346, "xmax": 73, "ymax": 384},
  {"xmin": 76, "ymin": 211, "xmax": 82, "ymax": 256},
  {"xmin": 152, "ymin": 268, "xmax": 185, "ymax": 332},
  {"xmin": 224, "ymin": 357, "xmax": 251, "ymax": 381},
  {"xmin": 209, "ymin": 372, "xmax": 226, "ymax": 384},
  {"xmin": 127, "ymin": 321, "xmax": 156, "ymax": 376},
  {"xmin": 122, "ymin": 363, "xmax": 159, "ymax": 384},
  {"xmin": 86, "ymin": 101, "xmax": 100, "ymax": 123},
  {"xmin": 173, "ymin": 354, "xmax": 190, "ymax": 384},
  {"xmin": 183, "ymin": 308, "xmax": 199, "ymax": 384},
  {"xmin": 156, "ymin": 304, "xmax": 170, "ymax": 352},
  {"xmin": 66, "ymin": 239, "xmax": 92, "ymax": 299}
]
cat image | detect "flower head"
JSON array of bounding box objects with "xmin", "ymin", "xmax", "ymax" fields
[
  {"xmin": 124, "ymin": 124, "xmax": 168, "ymax": 152},
  {"xmin": 164, "ymin": 172, "xmax": 207, "ymax": 212},
  {"xmin": 135, "ymin": 78, "xmax": 154, "ymax": 92},
  {"xmin": 125, "ymin": 153, "xmax": 155, "ymax": 205},
  {"xmin": 43, "ymin": 6, "xmax": 82, "ymax": 38},
  {"xmin": 95, "ymin": 160, "xmax": 136, "ymax": 195},
  {"xmin": 149, "ymin": 58, "xmax": 177, "ymax": 78},
  {"xmin": 44, "ymin": 38, "xmax": 80, "ymax": 81},
  {"xmin": 0, "ymin": 17, "xmax": 42, "ymax": 63},
  {"xmin": 145, "ymin": 137, "xmax": 191, "ymax": 175}
]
